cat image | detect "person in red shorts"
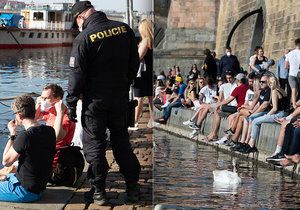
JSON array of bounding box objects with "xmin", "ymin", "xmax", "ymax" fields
[{"xmin": 35, "ymin": 84, "xmax": 75, "ymax": 169}]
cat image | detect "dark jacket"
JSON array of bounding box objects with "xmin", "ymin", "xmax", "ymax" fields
[
  {"xmin": 203, "ymin": 54, "xmax": 217, "ymax": 79},
  {"xmin": 66, "ymin": 11, "xmax": 139, "ymax": 108},
  {"xmin": 219, "ymin": 54, "xmax": 240, "ymax": 76}
]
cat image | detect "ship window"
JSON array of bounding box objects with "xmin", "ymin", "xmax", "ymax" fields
[
  {"xmin": 62, "ymin": 33, "xmax": 64, "ymax": 38},
  {"xmin": 20, "ymin": 32, "xmax": 26, "ymax": 37},
  {"xmin": 37, "ymin": 33, "xmax": 42, "ymax": 38},
  {"xmin": 51, "ymin": 33, "xmax": 54, "ymax": 38},
  {"xmin": 66, "ymin": 33, "xmax": 69, "ymax": 38},
  {"xmin": 45, "ymin": 33, "xmax": 48, "ymax": 38},
  {"xmin": 57, "ymin": 33, "xmax": 59, "ymax": 38},
  {"xmin": 33, "ymin": 12, "xmax": 44, "ymax": 21},
  {"xmin": 29, "ymin": 32, "xmax": 34, "ymax": 38}
]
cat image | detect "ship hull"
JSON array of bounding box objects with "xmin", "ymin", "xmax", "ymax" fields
[{"xmin": 0, "ymin": 27, "xmax": 75, "ymax": 49}]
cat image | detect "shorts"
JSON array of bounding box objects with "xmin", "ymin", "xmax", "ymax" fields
[
  {"xmin": 288, "ymin": 75, "xmax": 299, "ymax": 89},
  {"xmin": 219, "ymin": 105, "xmax": 237, "ymax": 118},
  {"xmin": 0, "ymin": 173, "xmax": 42, "ymax": 202}
]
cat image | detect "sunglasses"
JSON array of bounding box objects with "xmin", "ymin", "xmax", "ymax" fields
[
  {"xmin": 13, "ymin": 110, "xmax": 20, "ymax": 115},
  {"xmin": 260, "ymin": 80, "xmax": 267, "ymax": 84}
]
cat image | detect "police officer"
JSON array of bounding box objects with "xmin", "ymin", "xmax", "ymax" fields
[{"xmin": 66, "ymin": 1, "xmax": 141, "ymax": 205}]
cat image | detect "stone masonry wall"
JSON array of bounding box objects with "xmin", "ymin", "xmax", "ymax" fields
[
  {"xmin": 155, "ymin": 0, "xmax": 300, "ymax": 75},
  {"xmin": 154, "ymin": 0, "xmax": 219, "ymax": 76},
  {"xmin": 215, "ymin": 0, "xmax": 300, "ymax": 69}
]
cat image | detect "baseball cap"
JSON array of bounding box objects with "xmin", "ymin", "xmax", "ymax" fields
[
  {"xmin": 157, "ymin": 75, "xmax": 165, "ymax": 81},
  {"xmin": 235, "ymin": 73, "xmax": 246, "ymax": 81},
  {"xmin": 71, "ymin": 1, "xmax": 93, "ymax": 29},
  {"xmin": 175, "ymin": 75, "xmax": 183, "ymax": 83}
]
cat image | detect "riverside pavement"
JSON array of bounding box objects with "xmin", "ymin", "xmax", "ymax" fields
[{"xmin": 0, "ymin": 111, "xmax": 153, "ymax": 210}]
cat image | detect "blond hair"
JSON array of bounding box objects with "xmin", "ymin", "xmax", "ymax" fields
[{"xmin": 138, "ymin": 19, "xmax": 153, "ymax": 49}]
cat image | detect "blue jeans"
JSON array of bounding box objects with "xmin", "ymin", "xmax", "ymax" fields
[
  {"xmin": 163, "ymin": 99, "xmax": 182, "ymax": 120},
  {"xmin": 0, "ymin": 173, "xmax": 42, "ymax": 202},
  {"xmin": 250, "ymin": 111, "xmax": 287, "ymax": 141},
  {"xmin": 246, "ymin": 111, "xmax": 268, "ymax": 122}
]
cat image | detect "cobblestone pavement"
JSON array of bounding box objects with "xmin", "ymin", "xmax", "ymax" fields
[{"xmin": 65, "ymin": 111, "xmax": 153, "ymax": 210}]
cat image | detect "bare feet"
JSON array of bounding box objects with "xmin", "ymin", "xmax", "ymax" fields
[
  {"xmin": 203, "ymin": 134, "xmax": 218, "ymax": 142},
  {"xmin": 280, "ymin": 158, "xmax": 293, "ymax": 167},
  {"xmin": 285, "ymin": 154, "xmax": 300, "ymax": 164}
]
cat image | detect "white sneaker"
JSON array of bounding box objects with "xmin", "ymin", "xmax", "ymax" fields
[
  {"xmin": 183, "ymin": 120, "xmax": 193, "ymax": 126},
  {"xmin": 189, "ymin": 129, "xmax": 199, "ymax": 138},
  {"xmin": 128, "ymin": 126, "xmax": 138, "ymax": 131},
  {"xmin": 213, "ymin": 136, "xmax": 228, "ymax": 145},
  {"xmin": 147, "ymin": 119, "xmax": 153, "ymax": 128},
  {"xmin": 161, "ymin": 101, "xmax": 170, "ymax": 108}
]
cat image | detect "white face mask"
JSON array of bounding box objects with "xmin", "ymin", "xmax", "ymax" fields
[
  {"xmin": 78, "ymin": 25, "xmax": 83, "ymax": 32},
  {"xmin": 226, "ymin": 52, "xmax": 231, "ymax": 56},
  {"xmin": 40, "ymin": 100, "xmax": 53, "ymax": 112}
]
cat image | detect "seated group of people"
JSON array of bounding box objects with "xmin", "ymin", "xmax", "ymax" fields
[
  {"xmin": 0, "ymin": 84, "xmax": 83, "ymax": 202},
  {"xmin": 154, "ymin": 65, "xmax": 299, "ymax": 169}
]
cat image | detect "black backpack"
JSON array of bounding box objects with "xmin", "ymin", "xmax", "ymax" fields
[{"xmin": 49, "ymin": 146, "xmax": 85, "ymax": 187}]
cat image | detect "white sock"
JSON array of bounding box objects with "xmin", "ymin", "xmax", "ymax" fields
[{"xmin": 274, "ymin": 145, "xmax": 282, "ymax": 155}]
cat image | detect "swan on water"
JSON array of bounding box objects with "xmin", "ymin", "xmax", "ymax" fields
[{"xmin": 213, "ymin": 158, "xmax": 242, "ymax": 194}]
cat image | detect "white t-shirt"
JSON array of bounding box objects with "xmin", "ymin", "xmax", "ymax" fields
[
  {"xmin": 285, "ymin": 49, "xmax": 300, "ymax": 77},
  {"xmin": 245, "ymin": 89, "xmax": 255, "ymax": 106},
  {"xmin": 199, "ymin": 85, "xmax": 217, "ymax": 104},
  {"xmin": 249, "ymin": 54, "xmax": 256, "ymax": 66},
  {"xmin": 219, "ymin": 82, "xmax": 237, "ymax": 106},
  {"xmin": 155, "ymin": 86, "xmax": 164, "ymax": 97}
]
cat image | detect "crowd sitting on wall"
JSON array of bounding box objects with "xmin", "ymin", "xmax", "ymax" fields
[{"xmin": 154, "ymin": 38, "xmax": 300, "ymax": 168}]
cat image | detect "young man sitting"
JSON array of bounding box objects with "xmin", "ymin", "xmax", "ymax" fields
[
  {"xmin": 0, "ymin": 95, "xmax": 56, "ymax": 202},
  {"xmin": 35, "ymin": 84, "xmax": 76, "ymax": 170}
]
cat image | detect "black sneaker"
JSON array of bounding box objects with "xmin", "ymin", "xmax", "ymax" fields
[
  {"xmin": 225, "ymin": 140, "xmax": 236, "ymax": 147},
  {"xmin": 189, "ymin": 123, "xmax": 200, "ymax": 130},
  {"xmin": 93, "ymin": 190, "xmax": 108, "ymax": 206},
  {"xmin": 241, "ymin": 145, "xmax": 258, "ymax": 154},
  {"xmin": 237, "ymin": 144, "xmax": 251, "ymax": 153},
  {"xmin": 230, "ymin": 142, "xmax": 245, "ymax": 151},
  {"xmin": 224, "ymin": 128, "xmax": 234, "ymax": 135},
  {"xmin": 266, "ymin": 153, "xmax": 285, "ymax": 161},
  {"xmin": 126, "ymin": 184, "xmax": 140, "ymax": 203},
  {"xmin": 84, "ymin": 187, "xmax": 95, "ymax": 204},
  {"xmin": 268, "ymin": 159, "xmax": 283, "ymax": 168}
]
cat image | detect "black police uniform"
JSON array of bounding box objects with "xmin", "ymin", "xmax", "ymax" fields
[{"xmin": 66, "ymin": 11, "xmax": 141, "ymax": 191}]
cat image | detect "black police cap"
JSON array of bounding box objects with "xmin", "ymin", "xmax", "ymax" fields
[{"xmin": 71, "ymin": 1, "xmax": 93, "ymax": 29}]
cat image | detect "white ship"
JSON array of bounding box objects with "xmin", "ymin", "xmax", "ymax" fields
[{"xmin": 0, "ymin": 3, "xmax": 75, "ymax": 49}]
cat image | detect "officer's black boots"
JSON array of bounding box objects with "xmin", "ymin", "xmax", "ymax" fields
[
  {"xmin": 125, "ymin": 183, "xmax": 140, "ymax": 202},
  {"xmin": 93, "ymin": 190, "xmax": 108, "ymax": 206},
  {"xmin": 84, "ymin": 187, "xmax": 95, "ymax": 204},
  {"xmin": 84, "ymin": 186, "xmax": 108, "ymax": 206}
]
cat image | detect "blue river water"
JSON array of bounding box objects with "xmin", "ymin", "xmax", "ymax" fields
[
  {"xmin": 0, "ymin": 47, "xmax": 71, "ymax": 165},
  {"xmin": 154, "ymin": 131, "xmax": 300, "ymax": 209}
]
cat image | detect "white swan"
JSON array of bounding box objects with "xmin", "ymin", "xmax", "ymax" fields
[
  {"xmin": 213, "ymin": 158, "xmax": 242, "ymax": 194},
  {"xmin": 213, "ymin": 169, "xmax": 241, "ymax": 185}
]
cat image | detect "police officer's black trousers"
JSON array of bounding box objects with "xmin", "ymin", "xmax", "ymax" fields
[{"xmin": 81, "ymin": 95, "xmax": 141, "ymax": 190}]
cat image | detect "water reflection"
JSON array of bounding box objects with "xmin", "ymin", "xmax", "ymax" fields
[
  {"xmin": 154, "ymin": 131, "xmax": 300, "ymax": 209},
  {"xmin": 0, "ymin": 47, "xmax": 71, "ymax": 158}
]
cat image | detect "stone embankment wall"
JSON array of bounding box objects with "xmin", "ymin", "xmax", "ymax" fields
[
  {"xmin": 153, "ymin": 108, "xmax": 300, "ymax": 177},
  {"xmin": 155, "ymin": 0, "xmax": 300, "ymax": 76},
  {"xmin": 215, "ymin": 0, "xmax": 300, "ymax": 69},
  {"xmin": 154, "ymin": 0, "xmax": 219, "ymax": 75}
]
